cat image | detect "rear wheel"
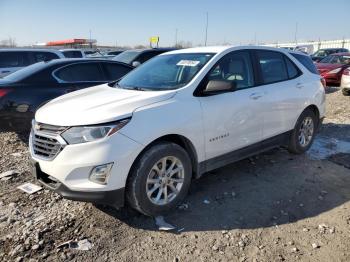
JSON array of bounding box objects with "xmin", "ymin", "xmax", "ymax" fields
[
  {"xmin": 126, "ymin": 142, "xmax": 192, "ymax": 216},
  {"xmin": 288, "ymin": 109, "xmax": 317, "ymax": 154}
]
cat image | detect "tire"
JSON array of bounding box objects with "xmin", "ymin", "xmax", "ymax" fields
[
  {"xmin": 288, "ymin": 109, "xmax": 317, "ymax": 154},
  {"xmin": 126, "ymin": 142, "xmax": 192, "ymax": 216}
]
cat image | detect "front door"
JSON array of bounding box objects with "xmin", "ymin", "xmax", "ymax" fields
[{"xmin": 197, "ymin": 50, "xmax": 265, "ymax": 162}]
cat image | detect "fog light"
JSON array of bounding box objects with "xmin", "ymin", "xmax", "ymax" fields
[{"xmin": 89, "ymin": 163, "xmax": 113, "ymax": 185}]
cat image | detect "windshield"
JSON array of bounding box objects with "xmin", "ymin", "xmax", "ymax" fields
[
  {"xmin": 116, "ymin": 53, "xmax": 215, "ymax": 91},
  {"xmin": 113, "ymin": 50, "xmax": 141, "ymax": 64},
  {"xmin": 320, "ymin": 55, "xmax": 350, "ymax": 65},
  {"xmin": 313, "ymin": 50, "xmax": 329, "ymax": 57},
  {"xmin": 3, "ymin": 61, "xmax": 47, "ymax": 81}
]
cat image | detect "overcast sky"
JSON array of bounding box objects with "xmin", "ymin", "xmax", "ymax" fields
[{"xmin": 0, "ymin": 0, "xmax": 349, "ymax": 47}]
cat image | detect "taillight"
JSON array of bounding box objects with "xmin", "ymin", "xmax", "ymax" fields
[
  {"xmin": 343, "ymin": 68, "xmax": 350, "ymax": 76},
  {"xmin": 0, "ymin": 89, "xmax": 12, "ymax": 98},
  {"xmin": 320, "ymin": 78, "xmax": 326, "ymax": 88}
]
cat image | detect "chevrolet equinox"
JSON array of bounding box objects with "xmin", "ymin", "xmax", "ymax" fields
[{"xmin": 30, "ymin": 46, "xmax": 325, "ymax": 216}]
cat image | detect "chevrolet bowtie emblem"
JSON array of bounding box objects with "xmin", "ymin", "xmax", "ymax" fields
[{"xmin": 34, "ymin": 123, "xmax": 41, "ymax": 130}]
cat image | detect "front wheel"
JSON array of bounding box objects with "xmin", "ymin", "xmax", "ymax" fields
[
  {"xmin": 288, "ymin": 109, "xmax": 317, "ymax": 154},
  {"xmin": 126, "ymin": 142, "xmax": 192, "ymax": 216}
]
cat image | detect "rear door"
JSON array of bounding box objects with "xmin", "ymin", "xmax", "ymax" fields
[
  {"xmin": 0, "ymin": 51, "xmax": 30, "ymax": 77},
  {"xmin": 253, "ymin": 50, "xmax": 304, "ymax": 139}
]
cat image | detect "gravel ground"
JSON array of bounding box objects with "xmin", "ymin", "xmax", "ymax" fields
[{"xmin": 0, "ymin": 88, "xmax": 349, "ymax": 262}]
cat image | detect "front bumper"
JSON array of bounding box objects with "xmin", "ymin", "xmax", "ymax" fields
[{"xmin": 31, "ymin": 160, "xmax": 125, "ymax": 208}]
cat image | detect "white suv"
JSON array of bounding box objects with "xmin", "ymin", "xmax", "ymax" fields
[{"xmin": 30, "ymin": 46, "xmax": 325, "ymax": 216}]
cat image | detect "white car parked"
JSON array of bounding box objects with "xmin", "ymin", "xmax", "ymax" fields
[
  {"xmin": 0, "ymin": 49, "xmax": 64, "ymax": 77},
  {"xmin": 30, "ymin": 46, "xmax": 325, "ymax": 216},
  {"xmin": 340, "ymin": 67, "xmax": 350, "ymax": 95}
]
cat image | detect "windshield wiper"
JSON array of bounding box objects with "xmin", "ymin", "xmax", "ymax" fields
[{"xmin": 115, "ymin": 84, "xmax": 148, "ymax": 91}]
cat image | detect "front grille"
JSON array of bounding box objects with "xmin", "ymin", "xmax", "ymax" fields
[
  {"xmin": 35, "ymin": 122, "xmax": 67, "ymax": 135},
  {"xmin": 32, "ymin": 134, "xmax": 63, "ymax": 160}
]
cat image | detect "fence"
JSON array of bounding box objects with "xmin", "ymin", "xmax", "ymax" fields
[{"xmin": 263, "ymin": 39, "xmax": 350, "ymax": 54}]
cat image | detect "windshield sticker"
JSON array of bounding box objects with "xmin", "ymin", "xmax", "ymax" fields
[{"xmin": 177, "ymin": 60, "xmax": 200, "ymax": 67}]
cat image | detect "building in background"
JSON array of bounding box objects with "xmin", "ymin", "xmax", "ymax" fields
[{"xmin": 34, "ymin": 38, "xmax": 97, "ymax": 49}]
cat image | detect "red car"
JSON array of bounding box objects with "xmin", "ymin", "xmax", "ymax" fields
[{"xmin": 316, "ymin": 53, "xmax": 350, "ymax": 86}]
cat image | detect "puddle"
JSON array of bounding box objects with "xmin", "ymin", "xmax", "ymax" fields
[{"xmin": 308, "ymin": 136, "xmax": 350, "ymax": 160}]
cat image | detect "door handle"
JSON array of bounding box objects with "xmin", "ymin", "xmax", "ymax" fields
[
  {"xmin": 249, "ymin": 93, "xmax": 263, "ymax": 100},
  {"xmin": 296, "ymin": 83, "xmax": 304, "ymax": 89}
]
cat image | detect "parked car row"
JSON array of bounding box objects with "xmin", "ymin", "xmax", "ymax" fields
[
  {"xmin": 0, "ymin": 47, "xmax": 175, "ymax": 78},
  {"xmin": 315, "ymin": 52, "xmax": 350, "ymax": 86},
  {"xmin": 0, "ymin": 59, "xmax": 133, "ymax": 131},
  {"xmin": 26, "ymin": 46, "xmax": 325, "ymax": 215}
]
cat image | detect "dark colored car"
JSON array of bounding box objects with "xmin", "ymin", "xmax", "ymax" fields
[
  {"xmin": 106, "ymin": 50, "xmax": 125, "ymax": 56},
  {"xmin": 311, "ymin": 48, "xmax": 349, "ymax": 62},
  {"xmin": 113, "ymin": 48, "xmax": 177, "ymax": 67},
  {"xmin": 0, "ymin": 58, "xmax": 133, "ymax": 132},
  {"xmin": 316, "ymin": 53, "xmax": 350, "ymax": 86}
]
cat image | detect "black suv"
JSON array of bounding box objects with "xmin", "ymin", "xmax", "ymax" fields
[{"xmin": 113, "ymin": 48, "xmax": 177, "ymax": 67}]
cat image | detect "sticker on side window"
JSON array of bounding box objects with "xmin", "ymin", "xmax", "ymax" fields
[{"xmin": 177, "ymin": 60, "xmax": 200, "ymax": 67}]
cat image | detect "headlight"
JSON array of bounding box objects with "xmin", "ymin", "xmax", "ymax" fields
[
  {"xmin": 327, "ymin": 68, "xmax": 341, "ymax": 74},
  {"xmin": 61, "ymin": 118, "xmax": 130, "ymax": 144}
]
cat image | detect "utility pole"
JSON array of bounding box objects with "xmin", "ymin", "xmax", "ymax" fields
[
  {"xmin": 294, "ymin": 22, "xmax": 298, "ymax": 46},
  {"xmin": 89, "ymin": 29, "xmax": 92, "ymax": 48},
  {"xmin": 175, "ymin": 28, "xmax": 178, "ymax": 47},
  {"xmin": 204, "ymin": 12, "xmax": 208, "ymax": 46},
  {"xmin": 254, "ymin": 32, "xmax": 257, "ymax": 45}
]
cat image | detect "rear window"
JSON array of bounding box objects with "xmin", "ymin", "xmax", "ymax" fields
[
  {"xmin": 31, "ymin": 51, "xmax": 60, "ymax": 62},
  {"xmin": 102, "ymin": 63, "xmax": 132, "ymax": 81},
  {"xmin": 62, "ymin": 51, "xmax": 83, "ymax": 58},
  {"xmin": 291, "ymin": 53, "xmax": 319, "ymax": 75},
  {"xmin": 0, "ymin": 51, "xmax": 29, "ymax": 67}
]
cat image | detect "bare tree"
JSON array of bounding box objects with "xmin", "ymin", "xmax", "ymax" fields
[
  {"xmin": 175, "ymin": 41, "xmax": 193, "ymax": 48},
  {"xmin": 0, "ymin": 37, "xmax": 17, "ymax": 47}
]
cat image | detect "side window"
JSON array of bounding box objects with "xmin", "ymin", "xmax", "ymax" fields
[
  {"xmin": 0, "ymin": 52, "xmax": 29, "ymax": 67},
  {"xmin": 32, "ymin": 52, "xmax": 59, "ymax": 62},
  {"xmin": 138, "ymin": 52, "xmax": 158, "ymax": 63},
  {"xmin": 284, "ymin": 57, "xmax": 300, "ymax": 79},
  {"xmin": 103, "ymin": 63, "xmax": 132, "ymax": 80},
  {"xmin": 207, "ymin": 51, "xmax": 254, "ymax": 90},
  {"xmin": 55, "ymin": 63, "xmax": 105, "ymax": 82},
  {"xmin": 291, "ymin": 53, "xmax": 319, "ymax": 75},
  {"xmin": 256, "ymin": 51, "xmax": 288, "ymax": 84}
]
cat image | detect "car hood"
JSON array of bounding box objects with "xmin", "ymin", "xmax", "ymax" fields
[
  {"xmin": 35, "ymin": 84, "xmax": 176, "ymax": 126},
  {"xmin": 316, "ymin": 63, "xmax": 342, "ymax": 70}
]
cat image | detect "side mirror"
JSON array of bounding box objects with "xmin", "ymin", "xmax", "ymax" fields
[
  {"xmin": 132, "ymin": 61, "xmax": 141, "ymax": 67},
  {"xmin": 203, "ymin": 80, "xmax": 236, "ymax": 95}
]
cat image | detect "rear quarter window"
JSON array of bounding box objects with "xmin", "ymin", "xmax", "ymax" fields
[
  {"xmin": 291, "ymin": 53, "xmax": 319, "ymax": 75},
  {"xmin": 0, "ymin": 51, "xmax": 29, "ymax": 67}
]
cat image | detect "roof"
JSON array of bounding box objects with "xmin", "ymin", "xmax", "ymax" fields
[
  {"xmin": 0, "ymin": 48, "xmax": 62, "ymax": 53},
  {"xmin": 165, "ymin": 45, "xmax": 305, "ymax": 55},
  {"xmin": 126, "ymin": 47, "xmax": 177, "ymax": 53},
  {"xmin": 59, "ymin": 48, "xmax": 84, "ymax": 52},
  {"xmin": 327, "ymin": 52, "xmax": 350, "ymax": 56}
]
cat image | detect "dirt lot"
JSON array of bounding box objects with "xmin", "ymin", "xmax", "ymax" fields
[{"xmin": 0, "ymin": 88, "xmax": 349, "ymax": 262}]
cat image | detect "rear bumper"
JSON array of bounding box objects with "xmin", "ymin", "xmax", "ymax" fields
[{"xmin": 31, "ymin": 161, "xmax": 125, "ymax": 208}]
